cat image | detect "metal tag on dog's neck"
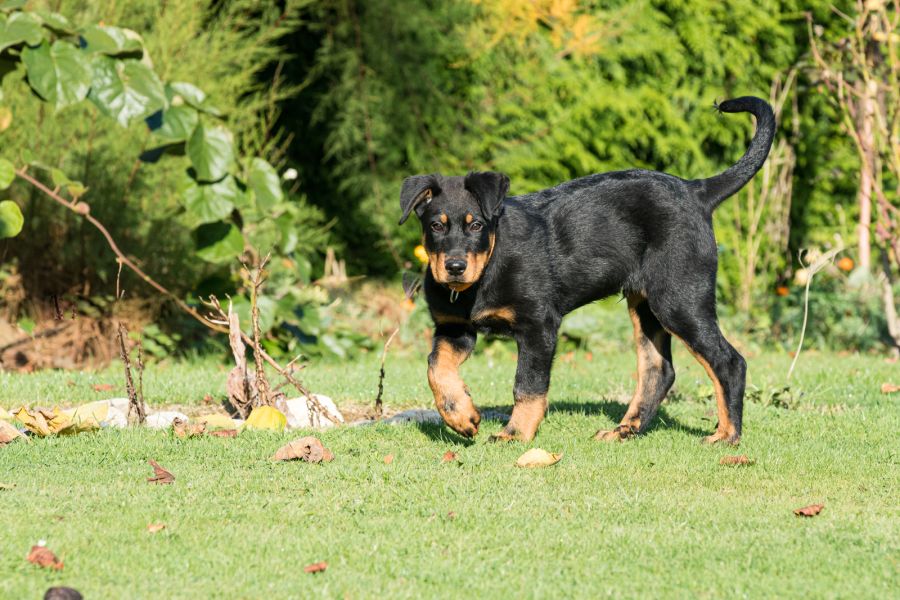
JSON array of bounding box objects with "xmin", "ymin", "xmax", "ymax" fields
[{"xmin": 449, "ymin": 289, "xmax": 459, "ymax": 303}]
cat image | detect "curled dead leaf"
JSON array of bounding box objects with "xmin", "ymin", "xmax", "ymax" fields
[
  {"xmin": 794, "ymin": 503, "xmax": 824, "ymax": 517},
  {"xmin": 441, "ymin": 451, "xmax": 458, "ymax": 463},
  {"xmin": 515, "ymin": 448, "xmax": 562, "ymax": 468},
  {"xmin": 1, "ymin": 420, "xmax": 24, "ymax": 444},
  {"xmin": 27, "ymin": 545, "xmax": 63, "ymax": 570},
  {"xmin": 92, "ymin": 384, "xmax": 114, "ymax": 392},
  {"xmin": 172, "ymin": 419, "xmax": 206, "ymax": 439},
  {"xmin": 304, "ymin": 561, "xmax": 328, "ymax": 574},
  {"xmin": 209, "ymin": 429, "xmax": 238, "ymax": 438},
  {"xmin": 447, "ymin": 511, "xmax": 457, "ymax": 520},
  {"xmin": 383, "ymin": 454, "xmax": 394, "ymax": 465},
  {"xmin": 272, "ymin": 437, "xmax": 332, "ymax": 463},
  {"xmin": 0, "ymin": 482, "xmax": 16, "ymax": 490},
  {"xmin": 146, "ymin": 523, "xmax": 166, "ymax": 533},
  {"xmin": 881, "ymin": 382, "xmax": 900, "ymax": 394},
  {"xmin": 147, "ymin": 459, "xmax": 175, "ymax": 484},
  {"xmin": 720, "ymin": 455, "xmax": 754, "ymax": 466}
]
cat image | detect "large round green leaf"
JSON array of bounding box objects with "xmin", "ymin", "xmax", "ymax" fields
[
  {"xmin": 153, "ymin": 105, "xmax": 198, "ymax": 142},
  {"xmin": 0, "ymin": 11, "xmax": 43, "ymax": 53},
  {"xmin": 181, "ymin": 174, "xmax": 238, "ymax": 228},
  {"xmin": 187, "ymin": 123, "xmax": 234, "ymax": 183},
  {"xmin": 88, "ymin": 56, "xmax": 166, "ymax": 126},
  {"xmin": 0, "ymin": 158, "xmax": 14, "ymax": 189},
  {"xmin": 22, "ymin": 41, "xmax": 91, "ymax": 109},
  {"xmin": 195, "ymin": 221, "xmax": 244, "ymax": 264},
  {"xmin": 247, "ymin": 157, "xmax": 283, "ymax": 212},
  {"xmin": 167, "ymin": 82, "xmax": 221, "ymax": 116},
  {"xmin": 80, "ymin": 25, "xmax": 142, "ymax": 56},
  {"xmin": 0, "ymin": 199, "xmax": 23, "ymax": 238}
]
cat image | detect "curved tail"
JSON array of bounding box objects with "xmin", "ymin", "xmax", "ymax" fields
[{"xmin": 690, "ymin": 96, "xmax": 776, "ymax": 212}]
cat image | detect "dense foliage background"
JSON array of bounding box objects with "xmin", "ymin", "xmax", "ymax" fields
[{"xmin": 0, "ymin": 0, "xmax": 897, "ymax": 364}]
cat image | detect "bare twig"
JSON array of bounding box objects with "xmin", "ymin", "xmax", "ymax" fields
[
  {"xmin": 246, "ymin": 253, "xmax": 274, "ymax": 407},
  {"xmin": 116, "ymin": 322, "xmax": 146, "ymax": 424},
  {"xmin": 788, "ymin": 247, "xmax": 845, "ymax": 380},
  {"xmin": 374, "ymin": 327, "xmax": 399, "ymax": 419}
]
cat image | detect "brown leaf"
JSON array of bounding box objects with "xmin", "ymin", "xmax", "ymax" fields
[
  {"xmin": 209, "ymin": 429, "xmax": 238, "ymax": 438},
  {"xmin": 272, "ymin": 437, "xmax": 329, "ymax": 463},
  {"xmin": 202, "ymin": 394, "xmax": 215, "ymax": 405},
  {"xmin": 172, "ymin": 419, "xmax": 206, "ymax": 439},
  {"xmin": 383, "ymin": 454, "xmax": 394, "ymax": 465},
  {"xmin": 720, "ymin": 455, "xmax": 754, "ymax": 466},
  {"xmin": 794, "ymin": 503, "xmax": 824, "ymax": 517},
  {"xmin": 0, "ymin": 420, "xmax": 24, "ymax": 444},
  {"xmin": 27, "ymin": 545, "xmax": 63, "ymax": 570},
  {"xmin": 881, "ymin": 382, "xmax": 900, "ymax": 394},
  {"xmin": 0, "ymin": 482, "xmax": 15, "ymax": 490},
  {"xmin": 447, "ymin": 511, "xmax": 457, "ymax": 520},
  {"xmin": 146, "ymin": 523, "xmax": 166, "ymax": 533},
  {"xmin": 515, "ymin": 448, "xmax": 562, "ymax": 468},
  {"xmin": 323, "ymin": 448, "xmax": 335, "ymax": 462},
  {"xmin": 441, "ymin": 451, "xmax": 458, "ymax": 463},
  {"xmin": 304, "ymin": 561, "xmax": 328, "ymax": 574},
  {"xmin": 92, "ymin": 384, "xmax": 114, "ymax": 392},
  {"xmin": 147, "ymin": 459, "xmax": 175, "ymax": 484}
]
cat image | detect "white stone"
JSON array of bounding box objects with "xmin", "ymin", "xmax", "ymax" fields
[
  {"xmin": 284, "ymin": 395, "xmax": 344, "ymax": 429},
  {"xmin": 145, "ymin": 411, "xmax": 190, "ymax": 429}
]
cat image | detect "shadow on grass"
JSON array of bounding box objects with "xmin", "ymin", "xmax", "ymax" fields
[{"xmin": 416, "ymin": 398, "xmax": 708, "ymax": 441}]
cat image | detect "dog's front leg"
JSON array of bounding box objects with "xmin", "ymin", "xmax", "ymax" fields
[
  {"xmin": 427, "ymin": 324, "xmax": 480, "ymax": 437},
  {"xmin": 491, "ymin": 327, "xmax": 557, "ymax": 442}
]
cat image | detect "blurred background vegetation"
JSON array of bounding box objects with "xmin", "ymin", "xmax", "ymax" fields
[{"xmin": 0, "ymin": 0, "xmax": 898, "ymax": 370}]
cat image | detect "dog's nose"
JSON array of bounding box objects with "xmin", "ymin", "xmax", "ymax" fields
[{"xmin": 445, "ymin": 258, "xmax": 467, "ymax": 277}]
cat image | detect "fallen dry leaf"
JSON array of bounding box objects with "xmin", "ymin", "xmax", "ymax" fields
[
  {"xmin": 202, "ymin": 394, "xmax": 215, "ymax": 405},
  {"xmin": 515, "ymin": 448, "xmax": 562, "ymax": 468},
  {"xmin": 27, "ymin": 545, "xmax": 63, "ymax": 570},
  {"xmin": 0, "ymin": 420, "xmax": 24, "ymax": 444},
  {"xmin": 172, "ymin": 419, "xmax": 206, "ymax": 439},
  {"xmin": 447, "ymin": 511, "xmax": 457, "ymax": 520},
  {"xmin": 243, "ymin": 405, "xmax": 287, "ymax": 431},
  {"xmin": 383, "ymin": 454, "xmax": 394, "ymax": 465},
  {"xmin": 147, "ymin": 459, "xmax": 175, "ymax": 484},
  {"xmin": 304, "ymin": 561, "xmax": 328, "ymax": 574},
  {"xmin": 0, "ymin": 482, "xmax": 15, "ymax": 490},
  {"xmin": 272, "ymin": 437, "xmax": 332, "ymax": 463},
  {"xmin": 441, "ymin": 451, "xmax": 458, "ymax": 463},
  {"xmin": 92, "ymin": 384, "xmax": 114, "ymax": 392},
  {"xmin": 794, "ymin": 504, "xmax": 824, "ymax": 517},
  {"xmin": 720, "ymin": 455, "xmax": 754, "ymax": 466},
  {"xmin": 881, "ymin": 382, "xmax": 900, "ymax": 394},
  {"xmin": 199, "ymin": 413, "xmax": 236, "ymax": 430},
  {"xmin": 146, "ymin": 523, "xmax": 166, "ymax": 533},
  {"xmin": 209, "ymin": 429, "xmax": 238, "ymax": 438}
]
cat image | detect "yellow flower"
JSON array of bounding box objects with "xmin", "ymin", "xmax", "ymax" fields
[{"xmin": 414, "ymin": 245, "xmax": 429, "ymax": 264}]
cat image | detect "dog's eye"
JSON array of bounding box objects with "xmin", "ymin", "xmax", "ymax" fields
[
  {"xmin": 468, "ymin": 221, "xmax": 483, "ymax": 232},
  {"xmin": 430, "ymin": 222, "xmax": 444, "ymax": 233}
]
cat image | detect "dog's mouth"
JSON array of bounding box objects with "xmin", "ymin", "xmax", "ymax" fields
[{"xmin": 446, "ymin": 280, "xmax": 475, "ymax": 292}]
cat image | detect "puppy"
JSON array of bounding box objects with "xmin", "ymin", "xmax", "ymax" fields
[{"xmin": 399, "ymin": 97, "xmax": 775, "ymax": 444}]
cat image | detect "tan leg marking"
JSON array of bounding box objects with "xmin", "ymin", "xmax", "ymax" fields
[
  {"xmin": 472, "ymin": 306, "xmax": 515, "ymax": 325},
  {"xmin": 427, "ymin": 339, "xmax": 480, "ymax": 437},
  {"xmin": 490, "ymin": 393, "xmax": 547, "ymax": 442},
  {"xmin": 687, "ymin": 350, "xmax": 738, "ymax": 445},
  {"xmin": 432, "ymin": 311, "xmax": 470, "ymax": 325},
  {"xmin": 595, "ymin": 299, "xmax": 656, "ymax": 441}
]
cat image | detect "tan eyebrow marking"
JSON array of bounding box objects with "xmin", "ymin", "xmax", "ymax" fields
[
  {"xmin": 440, "ymin": 214, "xmax": 448, "ymax": 224},
  {"xmin": 465, "ymin": 214, "xmax": 473, "ymax": 224}
]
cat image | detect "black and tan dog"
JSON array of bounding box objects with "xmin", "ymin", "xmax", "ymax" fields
[{"xmin": 399, "ymin": 97, "xmax": 775, "ymax": 444}]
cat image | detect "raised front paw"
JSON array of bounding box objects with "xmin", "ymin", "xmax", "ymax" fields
[{"xmin": 439, "ymin": 398, "xmax": 481, "ymax": 438}]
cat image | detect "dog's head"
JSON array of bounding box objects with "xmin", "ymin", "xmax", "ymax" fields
[{"xmin": 399, "ymin": 172, "xmax": 509, "ymax": 291}]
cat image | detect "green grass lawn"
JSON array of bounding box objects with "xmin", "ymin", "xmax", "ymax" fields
[{"xmin": 1, "ymin": 348, "xmax": 898, "ymax": 598}]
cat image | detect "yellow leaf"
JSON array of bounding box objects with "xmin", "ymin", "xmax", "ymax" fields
[
  {"xmin": 515, "ymin": 448, "xmax": 562, "ymax": 468},
  {"xmin": 0, "ymin": 107, "xmax": 11, "ymax": 133},
  {"xmin": 15, "ymin": 407, "xmax": 71, "ymax": 436},
  {"xmin": 198, "ymin": 413, "xmax": 238, "ymax": 430},
  {"xmin": 0, "ymin": 419, "xmax": 23, "ymax": 444},
  {"xmin": 243, "ymin": 406, "xmax": 287, "ymax": 431},
  {"xmin": 60, "ymin": 400, "xmax": 109, "ymax": 433}
]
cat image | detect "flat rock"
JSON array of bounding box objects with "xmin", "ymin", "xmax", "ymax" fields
[
  {"xmin": 284, "ymin": 395, "xmax": 344, "ymax": 430},
  {"xmin": 351, "ymin": 409, "xmax": 510, "ymax": 427},
  {"xmin": 145, "ymin": 411, "xmax": 190, "ymax": 429}
]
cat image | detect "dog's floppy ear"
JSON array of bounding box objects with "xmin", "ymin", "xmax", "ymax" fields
[
  {"xmin": 399, "ymin": 174, "xmax": 440, "ymax": 225},
  {"xmin": 464, "ymin": 171, "xmax": 510, "ymax": 221}
]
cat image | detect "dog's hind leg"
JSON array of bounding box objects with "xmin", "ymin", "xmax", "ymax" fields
[
  {"xmin": 648, "ymin": 294, "xmax": 746, "ymax": 445},
  {"xmin": 595, "ymin": 296, "xmax": 674, "ymax": 441},
  {"xmin": 490, "ymin": 325, "xmax": 558, "ymax": 442},
  {"xmin": 428, "ymin": 324, "xmax": 481, "ymax": 438}
]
